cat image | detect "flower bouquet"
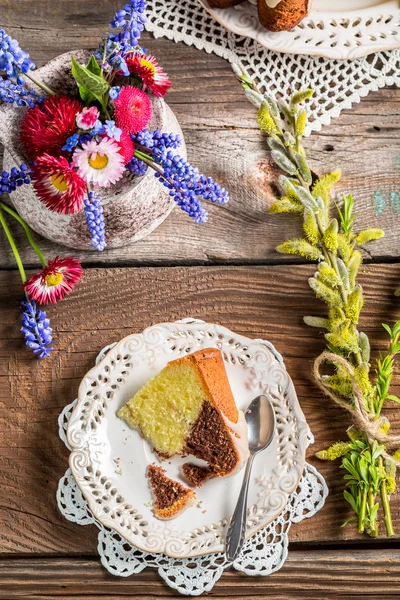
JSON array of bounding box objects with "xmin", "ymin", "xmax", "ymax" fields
[
  {"xmin": 0, "ymin": 1, "xmax": 228, "ymax": 358},
  {"xmin": 0, "ymin": 0, "xmax": 228, "ymax": 250}
]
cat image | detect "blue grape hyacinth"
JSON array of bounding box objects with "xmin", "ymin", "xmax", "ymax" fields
[
  {"xmin": 0, "ymin": 165, "xmax": 31, "ymax": 195},
  {"xmin": 0, "ymin": 28, "xmax": 35, "ymax": 81},
  {"xmin": 20, "ymin": 299, "xmax": 53, "ymax": 359},
  {"xmin": 84, "ymin": 191, "xmax": 106, "ymax": 251},
  {"xmin": 0, "ymin": 78, "xmax": 43, "ymax": 107},
  {"xmin": 96, "ymin": 0, "xmax": 147, "ymax": 73},
  {"xmin": 127, "ymin": 156, "xmax": 148, "ymax": 176},
  {"xmin": 109, "ymin": 0, "xmax": 147, "ymax": 53},
  {"xmin": 154, "ymin": 151, "xmax": 229, "ymax": 223}
]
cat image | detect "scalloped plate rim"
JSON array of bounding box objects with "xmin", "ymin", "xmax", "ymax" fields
[{"xmin": 198, "ymin": 0, "xmax": 400, "ymax": 59}]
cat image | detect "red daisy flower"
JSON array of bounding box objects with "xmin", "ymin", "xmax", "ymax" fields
[
  {"xmin": 24, "ymin": 256, "xmax": 83, "ymax": 305},
  {"xmin": 113, "ymin": 86, "xmax": 152, "ymax": 134},
  {"xmin": 116, "ymin": 130, "xmax": 135, "ymax": 164},
  {"xmin": 32, "ymin": 154, "xmax": 86, "ymax": 215},
  {"xmin": 20, "ymin": 95, "xmax": 83, "ymax": 160},
  {"xmin": 126, "ymin": 54, "xmax": 171, "ymax": 98}
]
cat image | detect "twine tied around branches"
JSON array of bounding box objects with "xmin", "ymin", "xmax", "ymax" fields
[{"xmin": 313, "ymin": 351, "xmax": 400, "ymax": 461}]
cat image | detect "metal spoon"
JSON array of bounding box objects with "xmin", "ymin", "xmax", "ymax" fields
[{"xmin": 225, "ymin": 394, "xmax": 276, "ymax": 563}]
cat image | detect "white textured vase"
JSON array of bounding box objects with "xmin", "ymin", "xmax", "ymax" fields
[{"xmin": 0, "ymin": 50, "xmax": 186, "ymax": 250}]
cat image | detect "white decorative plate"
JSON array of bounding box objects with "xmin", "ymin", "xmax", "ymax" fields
[
  {"xmin": 67, "ymin": 321, "xmax": 307, "ymax": 558},
  {"xmin": 198, "ymin": 0, "xmax": 400, "ymax": 59}
]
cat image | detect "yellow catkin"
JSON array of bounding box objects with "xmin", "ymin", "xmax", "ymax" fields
[
  {"xmin": 354, "ymin": 363, "xmax": 372, "ymax": 396},
  {"xmin": 323, "ymin": 219, "xmax": 339, "ymax": 253},
  {"xmin": 324, "ymin": 374, "xmax": 353, "ymax": 398},
  {"xmin": 309, "ymin": 277, "xmax": 342, "ymax": 307},
  {"xmin": 345, "ymin": 286, "xmax": 364, "ymax": 324},
  {"xmin": 277, "ymin": 239, "xmax": 322, "ymax": 261},
  {"xmin": 386, "ymin": 476, "xmax": 396, "ymax": 496},
  {"xmin": 348, "ymin": 250, "xmax": 363, "ymax": 286},
  {"xmin": 295, "ymin": 109, "xmax": 307, "ymax": 137},
  {"xmin": 316, "ymin": 441, "xmax": 351, "ymax": 460},
  {"xmin": 291, "ymin": 88, "xmax": 314, "ymax": 104},
  {"xmin": 269, "ymin": 196, "xmax": 303, "ymax": 214},
  {"xmin": 257, "ymin": 104, "xmax": 277, "ymax": 136},
  {"xmin": 337, "ymin": 233, "xmax": 353, "ymax": 264},
  {"xmin": 318, "ymin": 262, "xmax": 340, "ymax": 288},
  {"xmin": 356, "ymin": 228, "xmax": 384, "ymax": 245},
  {"xmin": 311, "ymin": 171, "xmax": 341, "ymax": 213},
  {"xmin": 303, "ymin": 207, "xmax": 321, "ymax": 244},
  {"xmin": 325, "ymin": 319, "xmax": 358, "ymax": 353}
]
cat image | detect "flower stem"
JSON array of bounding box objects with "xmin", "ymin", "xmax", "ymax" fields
[
  {"xmin": 378, "ymin": 456, "xmax": 395, "ymax": 537},
  {"xmin": 134, "ymin": 149, "xmax": 165, "ymax": 176},
  {"xmin": 24, "ymin": 71, "xmax": 56, "ymax": 96},
  {"xmin": 0, "ymin": 208, "xmax": 26, "ymax": 283},
  {"xmin": 367, "ymin": 486, "xmax": 378, "ymax": 537},
  {"xmin": 358, "ymin": 487, "xmax": 367, "ymax": 533},
  {"xmin": 0, "ymin": 203, "xmax": 47, "ymax": 267}
]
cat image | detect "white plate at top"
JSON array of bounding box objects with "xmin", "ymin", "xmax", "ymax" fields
[
  {"xmin": 198, "ymin": 0, "xmax": 400, "ymax": 59},
  {"xmin": 67, "ymin": 321, "xmax": 308, "ymax": 558}
]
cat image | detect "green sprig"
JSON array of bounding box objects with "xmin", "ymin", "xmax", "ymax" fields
[{"xmin": 235, "ymin": 63, "xmax": 397, "ymax": 538}]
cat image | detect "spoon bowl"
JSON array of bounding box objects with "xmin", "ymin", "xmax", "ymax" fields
[
  {"xmin": 225, "ymin": 394, "xmax": 276, "ymax": 563},
  {"xmin": 246, "ymin": 394, "xmax": 276, "ymax": 454}
]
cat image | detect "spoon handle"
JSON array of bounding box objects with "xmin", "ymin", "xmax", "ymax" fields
[{"xmin": 225, "ymin": 454, "xmax": 254, "ymax": 563}]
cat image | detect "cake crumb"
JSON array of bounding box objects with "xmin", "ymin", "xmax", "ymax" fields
[{"xmin": 202, "ymin": 509, "xmax": 207, "ymax": 514}]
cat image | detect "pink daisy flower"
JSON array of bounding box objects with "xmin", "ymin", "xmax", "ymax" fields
[
  {"xmin": 72, "ymin": 137, "xmax": 125, "ymax": 188},
  {"xmin": 76, "ymin": 106, "xmax": 100, "ymax": 130},
  {"xmin": 117, "ymin": 131, "xmax": 135, "ymax": 164},
  {"xmin": 113, "ymin": 86, "xmax": 152, "ymax": 134},
  {"xmin": 31, "ymin": 154, "xmax": 86, "ymax": 215},
  {"xmin": 126, "ymin": 54, "xmax": 171, "ymax": 98},
  {"xmin": 24, "ymin": 256, "xmax": 83, "ymax": 305}
]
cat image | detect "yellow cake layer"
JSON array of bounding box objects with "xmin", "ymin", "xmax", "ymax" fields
[{"xmin": 118, "ymin": 361, "xmax": 207, "ymax": 456}]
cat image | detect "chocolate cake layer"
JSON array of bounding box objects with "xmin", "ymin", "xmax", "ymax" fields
[
  {"xmin": 147, "ymin": 464, "xmax": 191, "ymax": 510},
  {"xmin": 182, "ymin": 400, "xmax": 239, "ymax": 486}
]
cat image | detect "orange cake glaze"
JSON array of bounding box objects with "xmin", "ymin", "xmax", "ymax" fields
[{"xmin": 177, "ymin": 347, "xmax": 239, "ymax": 424}]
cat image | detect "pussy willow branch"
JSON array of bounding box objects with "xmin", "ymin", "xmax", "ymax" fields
[{"xmin": 233, "ymin": 63, "xmax": 397, "ymax": 537}]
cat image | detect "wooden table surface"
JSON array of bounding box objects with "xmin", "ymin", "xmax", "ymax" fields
[{"xmin": 1, "ymin": 1, "xmax": 400, "ymax": 598}]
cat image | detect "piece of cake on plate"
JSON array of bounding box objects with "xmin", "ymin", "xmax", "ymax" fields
[
  {"xmin": 147, "ymin": 464, "xmax": 196, "ymax": 519},
  {"xmin": 257, "ymin": 0, "xmax": 310, "ymax": 32},
  {"xmin": 118, "ymin": 347, "xmax": 249, "ymax": 486},
  {"xmin": 207, "ymin": 0, "xmax": 310, "ymax": 32}
]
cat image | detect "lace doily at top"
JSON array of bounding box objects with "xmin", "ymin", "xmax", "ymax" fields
[
  {"xmin": 145, "ymin": 0, "xmax": 400, "ymax": 134},
  {"xmin": 56, "ymin": 330, "xmax": 328, "ymax": 596}
]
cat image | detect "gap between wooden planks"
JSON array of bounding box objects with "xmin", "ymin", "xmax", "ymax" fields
[
  {"xmin": 0, "ymin": 549, "xmax": 400, "ymax": 599},
  {"xmin": 1, "ymin": 0, "xmax": 400, "ymax": 266},
  {"xmin": 0, "ymin": 263, "xmax": 400, "ymax": 557}
]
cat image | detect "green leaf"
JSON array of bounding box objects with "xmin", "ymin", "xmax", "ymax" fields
[
  {"xmin": 343, "ymin": 489, "xmax": 358, "ymax": 513},
  {"xmin": 86, "ymin": 54, "xmax": 102, "ymax": 76},
  {"xmin": 71, "ymin": 56, "xmax": 109, "ymax": 102},
  {"xmin": 387, "ymin": 394, "xmax": 400, "ymax": 403},
  {"xmin": 342, "ymin": 517, "xmax": 358, "ymax": 527}
]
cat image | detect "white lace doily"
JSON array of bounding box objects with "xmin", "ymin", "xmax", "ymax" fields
[
  {"xmin": 56, "ymin": 334, "xmax": 328, "ymax": 596},
  {"xmin": 145, "ymin": 0, "xmax": 400, "ymax": 133}
]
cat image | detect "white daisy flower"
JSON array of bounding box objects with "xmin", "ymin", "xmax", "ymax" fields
[{"xmin": 72, "ymin": 137, "xmax": 125, "ymax": 188}]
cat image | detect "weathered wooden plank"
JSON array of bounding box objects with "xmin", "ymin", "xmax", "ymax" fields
[
  {"xmin": 0, "ymin": 2, "xmax": 399, "ymax": 266},
  {"xmin": 1, "ymin": 550, "xmax": 400, "ymax": 598},
  {"xmin": 0, "ymin": 263, "xmax": 399, "ymax": 554}
]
